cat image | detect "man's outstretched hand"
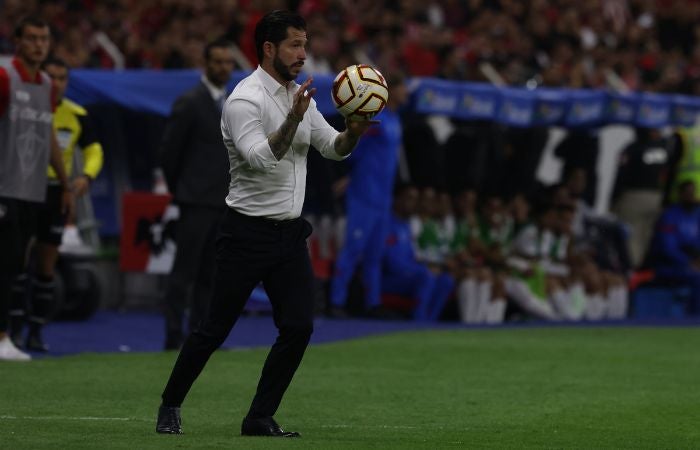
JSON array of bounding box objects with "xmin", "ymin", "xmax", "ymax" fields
[{"xmin": 345, "ymin": 117, "xmax": 380, "ymax": 138}]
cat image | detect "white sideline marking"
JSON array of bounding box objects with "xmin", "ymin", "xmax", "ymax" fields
[{"xmin": 0, "ymin": 415, "xmax": 147, "ymax": 422}]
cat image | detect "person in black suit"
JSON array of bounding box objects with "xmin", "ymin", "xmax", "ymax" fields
[{"xmin": 159, "ymin": 39, "xmax": 235, "ymax": 350}]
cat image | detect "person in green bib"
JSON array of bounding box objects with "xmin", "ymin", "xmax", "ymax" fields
[
  {"xmin": 452, "ymin": 190, "xmax": 508, "ymax": 324},
  {"xmin": 669, "ymin": 126, "xmax": 700, "ymax": 204},
  {"xmin": 414, "ymin": 187, "xmax": 454, "ymax": 268},
  {"xmin": 505, "ymin": 199, "xmax": 566, "ymax": 321}
]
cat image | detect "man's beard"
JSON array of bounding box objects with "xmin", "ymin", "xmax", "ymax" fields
[
  {"xmin": 207, "ymin": 70, "xmax": 230, "ymax": 87},
  {"xmin": 273, "ymin": 54, "xmax": 298, "ymax": 81}
]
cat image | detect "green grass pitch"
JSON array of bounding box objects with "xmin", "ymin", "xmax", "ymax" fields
[{"xmin": 1, "ymin": 326, "xmax": 699, "ymax": 449}]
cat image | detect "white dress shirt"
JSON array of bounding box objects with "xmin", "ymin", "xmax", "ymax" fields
[{"xmin": 221, "ymin": 66, "xmax": 344, "ymax": 220}]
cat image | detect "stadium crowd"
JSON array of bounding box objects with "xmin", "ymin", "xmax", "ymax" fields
[
  {"xmin": 310, "ymin": 171, "xmax": 633, "ymax": 324},
  {"xmin": 2, "ymin": 0, "xmax": 700, "ymax": 94}
]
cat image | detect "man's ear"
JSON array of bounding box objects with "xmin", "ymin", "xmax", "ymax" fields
[{"xmin": 263, "ymin": 42, "xmax": 275, "ymax": 59}]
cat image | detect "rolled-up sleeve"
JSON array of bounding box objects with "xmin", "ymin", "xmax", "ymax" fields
[
  {"xmin": 307, "ymin": 100, "xmax": 344, "ymax": 161},
  {"xmin": 222, "ymin": 96, "xmax": 278, "ymax": 171}
]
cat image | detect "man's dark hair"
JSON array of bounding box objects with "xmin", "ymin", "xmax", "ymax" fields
[
  {"xmin": 14, "ymin": 16, "xmax": 49, "ymax": 38},
  {"xmin": 203, "ymin": 38, "xmax": 234, "ymax": 61},
  {"xmin": 254, "ymin": 10, "xmax": 306, "ymax": 63},
  {"xmin": 42, "ymin": 56, "xmax": 68, "ymax": 70}
]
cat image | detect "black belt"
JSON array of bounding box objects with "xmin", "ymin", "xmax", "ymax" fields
[{"xmin": 228, "ymin": 207, "xmax": 300, "ymax": 228}]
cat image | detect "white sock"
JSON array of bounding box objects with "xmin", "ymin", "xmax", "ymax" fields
[
  {"xmin": 605, "ymin": 289, "xmax": 617, "ymax": 319},
  {"xmin": 551, "ymin": 289, "xmax": 575, "ymax": 321},
  {"xmin": 505, "ymin": 278, "xmax": 558, "ymax": 321},
  {"xmin": 567, "ymin": 283, "xmax": 587, "ymax": 321},
  {"xmin": 585, "ymin": 294, "xmax": 606, "ymax": 321},
  {"xmin": 485, "ymin": 298, "xmax": 507, "ymax": 324},
  {"xmin": 618, "ymin": 286, "xmax": 628, "ymax": 318},
  {"xmin": 598, "ymin": 294, "xmax": 609, "ymax": 320},
  {"xmin": 476, "ymin": 281, "xmax": 492, "ymax": 323},
  {"xmin": 607, "ymin": 286, "xmax": 628, "ymax": 319},
  {"xmin": 457, "ymin": 279, "xmax": 479, "ymax": 324}
]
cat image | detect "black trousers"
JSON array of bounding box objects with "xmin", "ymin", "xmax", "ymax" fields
[
  {"xmin": 161, "ymin": 207, "xmax": 315, "ymax": 418},
  {"xmin": 163, "ymin": 204, "xmax": 224, "ymax": 340},
  {"xmin": 0, "ymin": 197, "xmax": 38, "ymax": 332}
]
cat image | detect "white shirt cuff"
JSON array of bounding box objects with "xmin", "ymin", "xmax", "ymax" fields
[{"xmin": 247, "ymin": 140, "xmax": 279, "ymax": 171}]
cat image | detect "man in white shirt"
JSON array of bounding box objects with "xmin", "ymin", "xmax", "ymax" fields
[{"xmin": 156, "ymin": 10, "xmax": 375, "ymax": 437}]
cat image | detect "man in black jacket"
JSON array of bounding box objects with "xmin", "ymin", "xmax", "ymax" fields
[
  {"xmin": 611, "ymin": 127, "xmax": 675, "ymax": 267},
  {"xmin": 159, "ymin": 39, "xmax": 235, "ymax": 350}
]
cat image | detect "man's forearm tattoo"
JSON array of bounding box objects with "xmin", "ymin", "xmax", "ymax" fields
[{"xmin": 268, "ymin": 113, "xmax": 302, "ymax": 160}]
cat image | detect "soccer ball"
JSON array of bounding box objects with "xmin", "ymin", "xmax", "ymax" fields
[{"xmin": 332, "ymin": 64, "xmax": 389, "ymax": 120}]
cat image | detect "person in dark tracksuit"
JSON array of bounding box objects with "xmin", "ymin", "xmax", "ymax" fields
[
  {"xmin": 329, "ymin": 73, "xmax": 407, "ymax": 316},
  {"xmin": 648, "ymin": 180, "xmax": 700, "ymax": 315},
  {"xmin": 382, "ymin": 184, "xmax": 455, "ymax": 321}
]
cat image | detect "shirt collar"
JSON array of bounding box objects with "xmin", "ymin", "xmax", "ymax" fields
[
  {"xmin": 12, "ymin": 57, "xmax": 43, "ymax": 84},
  {"xmin": 201, "ymin": 74, "xmax": 225, "ymax": 101},
  {"xmin": 255, "ymin": 65, "xmax": 295, "ymax": 96}
]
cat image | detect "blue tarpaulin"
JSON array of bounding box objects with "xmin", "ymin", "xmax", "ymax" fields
[
  {"xmin": 412, "ymin": 78, "xmax": 700, "ymax": 128},
  {"xmin": 67, "ymin": 69, "xmax": 338, "ymax": 117}
]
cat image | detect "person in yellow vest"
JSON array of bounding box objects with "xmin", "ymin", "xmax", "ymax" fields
[
  {"xmin": 9, "ymin": 56, "xmax": 103, "ymax": 351},
  {"xmin": 668, "ymin": 126, "xmax": 700, "ymax": 204}
]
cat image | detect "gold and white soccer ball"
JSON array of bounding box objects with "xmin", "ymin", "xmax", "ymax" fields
[{"xmin": 332, "ymin": 64, "xmax": 389, "ymax": 120}]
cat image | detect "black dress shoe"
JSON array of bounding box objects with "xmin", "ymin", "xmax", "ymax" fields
[
  {"xmin": 156, "ymin": 405, "xmax": 183, "ymax": 434},
  {"xmin": 241, "ymin": 416, "xmax": 300, "ymax": 437}
]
